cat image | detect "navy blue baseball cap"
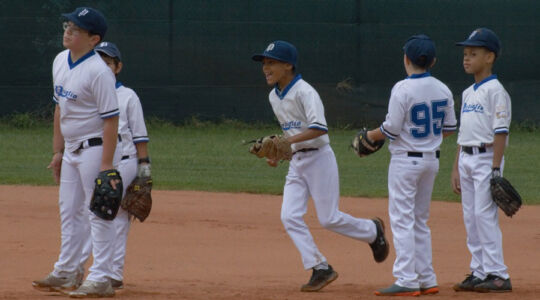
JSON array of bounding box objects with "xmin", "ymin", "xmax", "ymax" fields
[
  {"xmin": 252, "ymin": 40, "xmax": 298, "ymax": 67},
  {"xmin": 456, "ymin": 28, "xmax": 500, "ymax": 57},
  {"xmin": 403, "ymin": 34, "xmax": 436, "ymax": 68},
  {"xmin": 62, "ymin": 7, "xmax": 107, "ymax": 39},
  {"xmin": 95, "ymin": 41, "xmax": 122, "ymax": 61}
]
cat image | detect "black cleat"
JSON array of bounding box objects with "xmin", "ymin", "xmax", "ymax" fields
[
  {"xmin": 453, "ymin": 274, "xmax": 483, "ymax": 292},
  {"xmin": 300, "ymin": 265, "xmax": 338, "ymax": 292},
  {"xmin": 474, "ymin": 274, "xmax": 512, "ymax": 293},
  {"xmin": 370, "ymin": 218, "xmax": 389, "ymax": 263}
]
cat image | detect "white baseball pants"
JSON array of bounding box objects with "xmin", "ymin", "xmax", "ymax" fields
[
  {"xmin": 111, "ymin": 156, "xmax": 137, "ymax": 281},
  {"xmin": 388, "ymin": 153, "xmax": 438, "ymax": 289},
  {"xmin": 458, "ymin": 147, "xmax": 509, "ymax": 279},
  {"xmin": 53, "ymin": 146, "xmax": 120, "ymax": 283},
  {"xmin": 281, "ymin": 144, "xmax": 377, "ymax": 270}
]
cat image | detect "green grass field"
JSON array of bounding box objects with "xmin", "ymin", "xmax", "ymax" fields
[{"xmin": 1, "ymin": 122, "xmax": 538, "ymax": 204}]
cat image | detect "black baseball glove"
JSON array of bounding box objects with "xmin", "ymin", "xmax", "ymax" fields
[
  {"xmin": 490, "ymin": 168, "xmax": 522, "ymax": 217},
  {"xmin": 90, "ymin": 169, "xmax": 123, "ymax": 220},
  {"xmin": 351, "ymin": 128, "xmax": 385, "ymax": 157}
]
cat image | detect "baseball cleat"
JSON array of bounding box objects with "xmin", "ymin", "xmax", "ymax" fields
[
  {"xmin": 473, "ymin": 274, "xmax": 512, "ymax": 293},
  {"xmin": 110, "ymin": 278, "xmax": 124, "ymax": 289},
  {"xmin": 68, "ymin": 280, "xmax": 114, "ymax": 298},
  {"xmin": 370, "ymin": 217, "xmax": 390, "ymax": 263},
  {"xmin": 453, "ymin": 274, "xmax": 483, "ymax": 292},
  {"xmin": 32, "ymin": 273, "xmax": 80, "ymax": 292},
  {"xmin": 420, "ymin": 286, "xmax": 439, "ymax": 295},
  {"xmin": 300, "ymin": 265, "xmax": 338, "ymax": 292},
  {"xmin": 374, "ymin": 284, "xmax": 421, "ymax": 296}
]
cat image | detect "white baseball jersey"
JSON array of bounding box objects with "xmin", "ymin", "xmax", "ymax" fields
[
  {"xmin": 380, "ymin": 73, "xmax": 457, "ymax": 154},
  {"xmin": 52, "ymin": 49, "xmax": 119, "ymax": 152},
  {"xmin": 457, "ymin": 75, "xmax": 511, "ymax": 146},
  {"xmin": 116, "ymin": 82, "xmax": 149, "ymax": 157},
  {"xmin": 268, "ymin": 74, "xmax": 329, "ymax": 152}
]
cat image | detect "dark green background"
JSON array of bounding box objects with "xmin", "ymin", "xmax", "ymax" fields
[{"xmin": 2, "ymin": 0, "xmax": 539, "ymax": 125}]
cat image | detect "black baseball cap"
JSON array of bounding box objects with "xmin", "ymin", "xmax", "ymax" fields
[
  {"xmin": 403, "ymin": 34, "xmax": 436, "ymax": 68},
  {"xmin": 95, "ymin": 41, "xmax": 122, "ymax": 61},
  {"xmin": 62, "ymin": 7, "xmax": 107, "ymax": 40},
  {"xmin": 252, "ymin": 40, "xmax": 298, "ymax": 67},
  {"xmin": 456, "ymin": 28, "xmax": 500, "ymax": 57}
]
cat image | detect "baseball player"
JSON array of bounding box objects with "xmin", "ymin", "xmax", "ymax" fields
[
  {"xmin": 94, "ymin": 41, "xmax": 151, "ymax": 289},
  {"xmin": 363, "ymin": 35, "xmax": 457, "ymax": 296},
  {"xmin": 251, "ymin": 40, "xmax": 389, "ymax": 292},
  {"xmin": 31, "ymin": 7, "xmax": 121, "ymax": 298},
  {"xmin": 451, "ymin": 28, "xmax": 512, "ymax": 293}
]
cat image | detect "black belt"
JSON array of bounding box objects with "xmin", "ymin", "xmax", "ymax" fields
[
  {"xmin": 77, "ymin": 137, "xmax": 103, "ymax": 150},
  {"xmin": 293, "ymin": 148, "xmax": 318, "ymax": 155},
  {"xmin": 462, "ymin": 146, "xmax": 486, "ymax": 155},
  {"xmin": 408, "ymin": 150, "xmax": 440, "ymax": 159},
  {"xmin": 121, "ymin": 155, "xmax": 130, "ymax": 160},
  {"xmin": 76, "ymin": 135, "xmax": 122, "ymax": 151}
]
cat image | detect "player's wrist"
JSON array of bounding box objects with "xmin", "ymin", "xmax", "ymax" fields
[{"xmin": 138, "ymin": 156, "xmax": 151, "ymax": 164}]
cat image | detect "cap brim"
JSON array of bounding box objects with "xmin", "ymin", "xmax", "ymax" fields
[
  {"xmin": 251, "ymin": 53, "xmax": 293, "ymax": 65},
  {"xmin": 95, "ymin": 48, "xmax": 119, "ymax": 59},
  {"xmin": 456, "ymin": 40, "xmax": 486, "ymax": 47},
  {"xmin": 62, "ymin": 13, "xmax": 90, "ymax": 31}
]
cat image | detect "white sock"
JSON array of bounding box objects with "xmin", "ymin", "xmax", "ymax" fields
[{"xmin": 313, "ymin": 262, "xmax": 329, "ymax": 270}]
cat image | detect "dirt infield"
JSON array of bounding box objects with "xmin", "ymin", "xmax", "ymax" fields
[{"xmin": 1, "ymin": 185, "xmax": 539, "ymax": 299}]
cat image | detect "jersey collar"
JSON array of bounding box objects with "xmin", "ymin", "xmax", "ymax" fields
[
  {"xmin": 406, "ymin": 72, "xmax": 431, "ymax": 79},
  {"xmin": 474, "ymin": 74, "xmax": 497, "ymax": 91},
  {"xmin": 67, "ymin": 50, "xmax": 96, "ymax": 70},
  {"xmin": 274, "ymin": 74, "xmax": 302, "ymax": 100},
  {"xmin": 115, "ymin": 81, "xmax": 123, "ymax": 89}
]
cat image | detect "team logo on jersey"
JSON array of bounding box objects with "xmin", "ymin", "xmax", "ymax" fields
[
  {"xmin": 78, "ymin": 8, "xmax": 89, "ymax": 17},
  {"xmin": 266, "ymin": 43, "xmax": 275, "ymax": 52},
  {"xmin": 55, "ymin": 85, "xmax": 78, "ymax": 101},
  {"xmin": 496, "ymin": 105, "xmax": 507, "ymax": 119},
  {"xmin": 281, "ymin": 120, "xmax": 302, "ymax": 130},
  {"xmin": 462, "ymin": 103, "xmax": 484, "ymax": 113}
]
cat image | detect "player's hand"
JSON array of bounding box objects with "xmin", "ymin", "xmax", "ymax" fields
[
  {"xmin": 451, "ymin": 168, "xmax": 461, "ymax": 194},
  {"xmin": 47, "ymin": 152, "xmax": 63, "ymax": 184},
  {"xmin": 266, "ymin": 158, "xmax": 278, "ymax": 167},
  {"xmin": 100, "ymin": 164, "xmax": 120, "ymax": 189}
]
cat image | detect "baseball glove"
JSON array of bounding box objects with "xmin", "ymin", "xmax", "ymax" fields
[
  {"xmin": 121, "ymin": 175, "xmax": 153, "ymax": 222},
  {"xmin": 249, "ymin": 135, "xmax": 292, "ymax": 161},
  {"xmin": 90, "ymin": 169, "xmax": 123, "ymax": 220},
  {"xmin": 351, "ymin": 128, "xmax": 385, "ymax": 157},
  {"xmin": 490, "ymin": 170, "xmax": 522, "ymax": 217}
]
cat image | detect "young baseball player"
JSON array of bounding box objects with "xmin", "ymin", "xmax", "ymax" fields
[
  {"xmin": 94, "ymin": 41, "xmax": 151, "ymax": 289},
  {"xmin": 363, "ymin": 34, "xmax": 457, "ymax": 296},
  {"xmin": 451, "ymin": 28, "xmax": 512, "ymax": 293},
  {"xmin": 31, "ymin": 7, "xmax": 121, "ymax": 298},
  {"xmin": 251, "ymin": 40, "xmax": 389, "ymax": 292}
]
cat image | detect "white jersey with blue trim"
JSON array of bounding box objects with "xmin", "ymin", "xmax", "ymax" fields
[
  {"xmin": 457, "ymin": 75, "xmax": 511, "ymax": 146},
  {"xmin": 52, "ymin": 49, "xmax": 119, "ymax": 152},
  {"xmin": 380, "ymin": 72, "xmax": 457, "ymax": 154},
  {"xmin": 116, "ymin": 82, "xmax": 149, "ymax": 157},
  {"xmin": 268, "ymin": 74, "xmax": 329, "ymax": 152}
]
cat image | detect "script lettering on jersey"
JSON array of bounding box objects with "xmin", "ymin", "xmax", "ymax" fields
[
  {"xmin": 281, "ymin": 120, "xmax": 302, "ymax": 130},
  {"xmin": 55, "ymin": 85, "xmax": 78, "ymax": 101},
  {"xmin": 462, "ymin": 103, "xmax": 484, "ymax": 114}
]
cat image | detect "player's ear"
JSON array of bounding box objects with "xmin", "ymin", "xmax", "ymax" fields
[
  {"xmin": 486, "ymin": 51, "xmax": 495, "ymax": 64},
  {"xmin": 403, "ymin": 54, "xmax": 410, "ymax": 67},
  {"xmin": 285, "ymin": 62, "xmax": 293, "ymax": 72},
  {"xmin": 429, "ymin": 57, "xmax": 437, "ymax": 69},
  {"xmin": 116, "ymin": 61, "xmax": 123, "ymax": 74},
  {"xmin": 89, "ymin": 34, "xmax": 101, "ymax": 48}
]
